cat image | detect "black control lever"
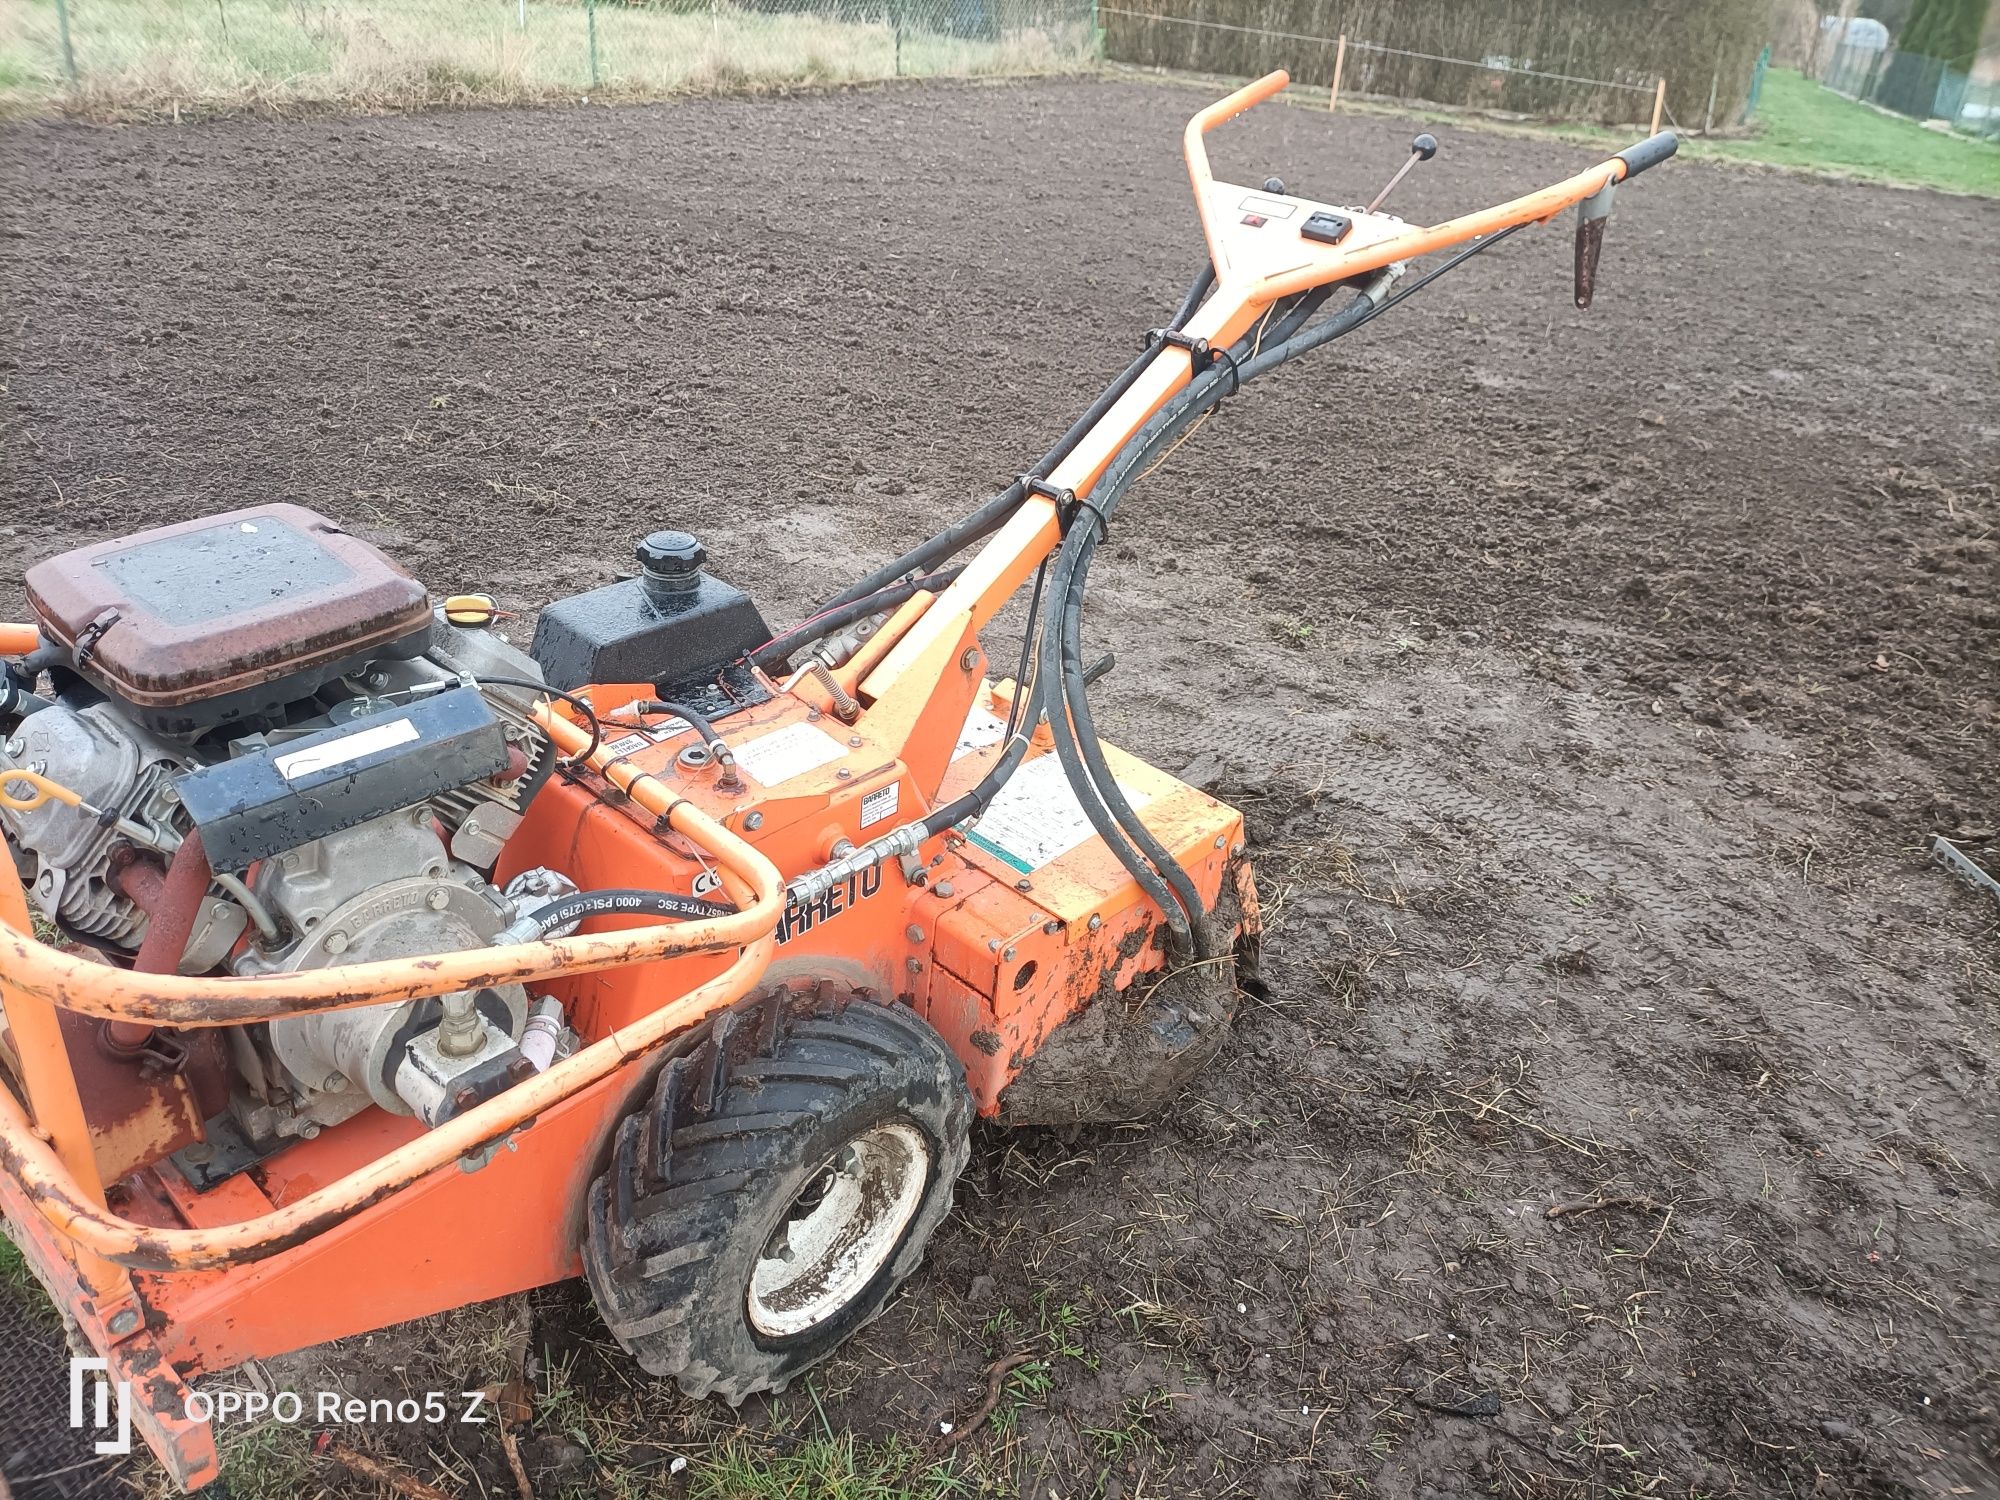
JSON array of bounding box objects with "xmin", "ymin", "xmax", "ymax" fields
[{"xmin": 1365, "ymin": 133, "xmax": 1437, "ymax": 215}]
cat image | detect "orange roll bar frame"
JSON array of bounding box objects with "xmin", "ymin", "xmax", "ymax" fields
[{"xmin": 0, "ymin": 706, "xmax": 783, "ymax": 1270}]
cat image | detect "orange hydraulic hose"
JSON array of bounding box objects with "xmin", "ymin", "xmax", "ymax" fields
[
  {"xmin": 0, "ymin": 624, "xmax": 37, "ymax": 656},
  {"xmin": 0, "ymin": 706, "xmax": 782, "ymax": 1269},
  {"xmin": 0, "ymin": 706, "xmax": 778, "ymax": 1025}
]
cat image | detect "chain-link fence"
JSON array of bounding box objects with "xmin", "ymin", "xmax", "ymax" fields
[
  {"xmin": 1, "ymin": 0, "xmax": 1098, "ymax": 118},
  {"xmin": 1821, "ymin": 31, "xmax": 1999, "ymax": 141}
]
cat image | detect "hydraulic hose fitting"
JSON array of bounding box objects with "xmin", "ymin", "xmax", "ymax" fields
[{"xmin": 785, "ymin": 822, "xmax": 924, "ymax": 909}]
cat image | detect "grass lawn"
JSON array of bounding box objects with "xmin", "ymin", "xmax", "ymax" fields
[
  {"xmin": 0, "ymin": 0, "xmax": 1092, "ymax": 119},
  {"xmin": 1693, "ymin": 66, "xmax": 2000, "ymax": 196}
]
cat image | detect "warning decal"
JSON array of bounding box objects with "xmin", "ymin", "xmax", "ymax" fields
[
  {"xmin": 965, "ymin": 753, "xmax": 1153, "ymax": 874},
  {"xmin": 734, "ymin": 721, "xmax": 847, "ymax": 787}
]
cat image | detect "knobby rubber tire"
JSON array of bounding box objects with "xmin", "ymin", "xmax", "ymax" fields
[{"xmin": 583, "ymin": 981, "xmax": 973, "ymax": 1403}]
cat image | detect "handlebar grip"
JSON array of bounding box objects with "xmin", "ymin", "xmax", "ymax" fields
[{"xmin": 1615, "ymin": 130, "xmax": 1679, "ymax": 179}]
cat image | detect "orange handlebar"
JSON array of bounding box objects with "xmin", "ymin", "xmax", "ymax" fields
[
  {"xmin": 1183, "ymin": 69, "xmax": 1291, "ymax": 282},
  {"xmin": 0, "ymin": 706, "xmax": 781, "ymax": 1026},
  {"xmin": 0, "ymin": 704, "xmax": 784, "ymax": 1269}
]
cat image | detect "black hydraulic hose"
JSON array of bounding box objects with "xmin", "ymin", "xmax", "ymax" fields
[
  {"xmin": 749, "ymin": 566, "xmax": 965, "ymax": 672},
  {"xmin": 1167, "ymin": 261, "xmax": 1217, "ymax": 330},
  {"xmin": 928, "ymin": 237, "xmax": 1522, "ymax": 923},
  {"xmin": 816, "ymin": 263, "xmax": 1218, "ymax": 617},
  {"xmin": 524, "ymin": 887, "xmax": 737, "ymax": 936},
  {"xmin": 621, "ymin": 697, "xmax": 741, "ymax": 781},
  {"xmin": 1037, "ymin": 288, "xmax": 1389, "ymax": 957},
  {"xmin": 917, "ymin": 284, "xmax": 1329, "ymax": 849}
]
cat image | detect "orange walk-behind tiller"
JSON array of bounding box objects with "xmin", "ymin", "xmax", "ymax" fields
[{"xmin": 0, "ymin": 73, "xmax": 1674, "ymax": 1487}]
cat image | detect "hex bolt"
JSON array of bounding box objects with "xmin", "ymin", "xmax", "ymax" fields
[
  {"xmin": 906, "ymin": 925, "xmax": 925, "ymax": 943},
  {"xmin": 1015, "ymin": 878, "xmax": 1033, "ymax": 892},
  {"xmin": 906, "ymin": 957, "xmax": 923, "ymax": 974},
  {"xmin": 1088, "ymin": 914, "xmax": 1103, "ymax": 931},
  {"xmin": 1002, "ymin": 946, "xmax": 1017, "ymax": 962},
  {"xmin": 425, "ymin": 888, "xmax": 450, "ymax": 911},
  {"xmin": 108, "ymin": 1309, "xmax": 139, "ymax": 1337},
  {"xmin": 935, "ymin": 881, "xmax": 956, "ymax": 899},
  {"xmin": 987, "ymin": 938, "xmax": 1002, "ymax": 952},
  {"xmin": 960, "ymin": 648, "xmax": 981, "ymax": 671},
  {"xmin": 1214, "ymin": 834, "xmax": 1226, "ymax": 848},
  {"xmin": 323, "ymin": 1072, "xmax": 347, "ymax": 1093},
  {"xmin": 324, "ymin": 931, "xmax": 350, "ymax": 955},
  {"xmin": 744, "ymin": 811, "xmax": 765, "ymax": 831},
  {"xmin": 1044, "ymin": 920, "xmax": 1062, "ymax": 934},
  {"xmin": 297, "ymin": 1121, "xmax": 322, "ymax": 1139},
  {"xmin": 847, "ymin": 735, "xmax": 863, "ymax": 748}
]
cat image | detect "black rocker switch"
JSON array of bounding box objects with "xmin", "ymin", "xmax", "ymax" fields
[{"xmin": 1300, "ymin": 210, "xmax": 1353, "ymax": 245}]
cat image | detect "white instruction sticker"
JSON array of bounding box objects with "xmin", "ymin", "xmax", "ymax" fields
[
  {"xmin": 273, "ymin": 718, "xmax": 419, "ymax": 781},
  {"xmin": 860, "ymin": 782, "xmax": 901, "ymax": 829},
  {"xmin": 952, "ymin": 705, "xmax": 1008, "ymax": 761},
  {"xmin": 734, "ymin": 721, "xmax": 847, "ymax": 787},
  {"xmin": 965, "ymin": 754, "xmax": 1152, "ymax": 874},
  {"xmin": 601, "ymin": 717, "xmax": 693, "ymax": 761}
]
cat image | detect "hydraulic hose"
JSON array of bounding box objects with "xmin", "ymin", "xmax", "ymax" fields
[
  {"xmin": 750, "ymin": 566, "xmax": 965, "ymax": 672},
  {"xmin": 916, "ymin": 282, "xmax": 1326, "ymax": 848},
  {"xmin": 615, "ymin": 698, "xmax": 742, "ymax": 786},
  {"xmin": 1035, "ymin": 283, "xmax": 1391, "ymax": 958},
  {"xmin": 815, "ymin": 263, "xmax": 1217, "ymax": 618},
  {"xmin": 515, "ymin": 887, "xmax": 737, "ymax": 940}
]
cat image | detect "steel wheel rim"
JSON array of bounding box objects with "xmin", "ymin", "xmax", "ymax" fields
[{"xmin": 746, "ymin": 1121, "xmax": 929, "ymax": 1339}]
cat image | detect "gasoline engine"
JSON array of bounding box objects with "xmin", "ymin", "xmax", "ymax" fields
[{"xmin": 0, "ymin": 505, "xmax": 581, "ymax": 1145}]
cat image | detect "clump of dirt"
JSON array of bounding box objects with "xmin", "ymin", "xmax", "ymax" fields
[{"xmin": 1, "ymin": 76, "xmax": 1994, "ymax": 1500}]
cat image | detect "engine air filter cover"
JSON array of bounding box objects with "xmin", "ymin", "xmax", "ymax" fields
[{"xmin": 25, "ymin": 504, "xmax": 433, "ymax": 735}]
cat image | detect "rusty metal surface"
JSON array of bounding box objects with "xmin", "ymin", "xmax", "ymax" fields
[{"xmin": 22, "ymin": 503, "xmax": 431, "ymax": 712}]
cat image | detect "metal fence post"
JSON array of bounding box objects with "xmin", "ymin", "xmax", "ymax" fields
[
  {"xmin": 53, "ymin": 0, "xmax": 79, "ymax": 87},
  {"xmin": 586, "ymin": 0, "xmax": 600, "ymax": 89}
]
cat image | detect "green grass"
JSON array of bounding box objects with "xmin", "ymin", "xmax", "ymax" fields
[
  {"xmin": 208, "ymin": 1423, "xmax": 317, "ymax": 1500},
  {"xmin": 1694, "ymin": 68, "xmax": 2000, "ymax": 195},
  {"xmin": 0, "ymin": 1226, "xmax": 58, "ymax": 1325},
  {"xmin": 1499, "ymin": 66, "xmax": 2000, "ymax": 196},
  {"xmin": 692, "ymin": 1435, "xmax": 969, "ymax": 1500},
  {"xmin": 0, "ymin": 0, "xmax": 1094, "ymax": 119}
]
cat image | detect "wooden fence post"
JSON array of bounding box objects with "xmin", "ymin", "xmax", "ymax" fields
[
  {"xmin": 1329, "ymin": 33, "xmax": 1347, "ymax": 112},
  {"xmin": 1650, "ymin": 76, "xmax": 1666, "ymax": 133}
]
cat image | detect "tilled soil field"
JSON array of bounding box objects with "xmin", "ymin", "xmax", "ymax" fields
[{"xmin": 1, "ymin": 77, "xmax": 1996, "ymax": 1500}]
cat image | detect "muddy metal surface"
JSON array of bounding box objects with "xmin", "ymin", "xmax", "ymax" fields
[{"xmin": 2, "ymin": 77, "xmax": 1996, "ymax": 1500}]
